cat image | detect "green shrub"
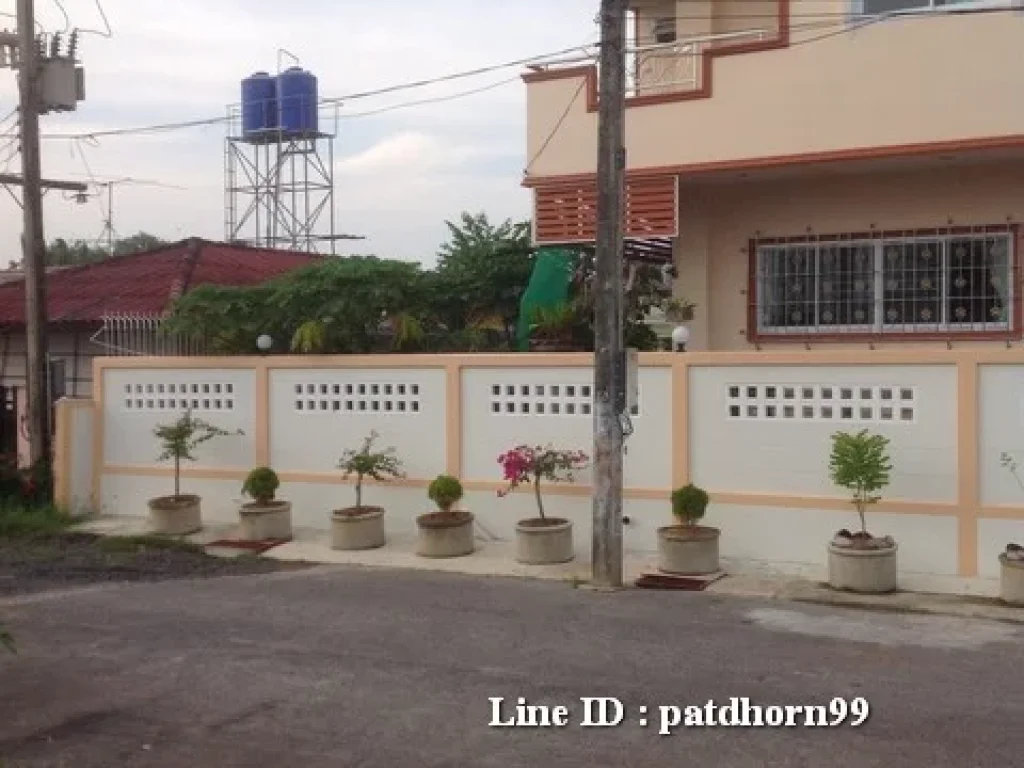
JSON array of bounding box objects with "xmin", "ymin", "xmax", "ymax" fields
[
  {"xmin": 338, "ymin": 431, "xmax": 405, "ymax": 511},
  {"xmin": 670, "ymin": 484, "xmax": 709, "ymax": 526},
  {"xmin": 242, "ymin": 467, "xmax": 280, "ymax": 505},
  {"xmin": 428, "ymin": 475, "xmax": 464, "ymax": 513},
  {"xmin": 829, "ymin": 429, "xmax": 892, "ymax": 535},
  {"xmin": 0, "ymin": 503, "xmax": 74, "ymax": 538},
  {"xmin": 154, "ymin": 410, "xmax": 241, "ymax": 499}
]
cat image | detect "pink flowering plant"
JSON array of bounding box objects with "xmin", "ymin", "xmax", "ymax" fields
[{"xmin": 497, "ymin": 444, "xmax": 589, "ymax": 521}]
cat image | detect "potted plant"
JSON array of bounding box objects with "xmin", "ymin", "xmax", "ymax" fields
[
  {"xmin": 996, "ymin": 452, "xmax": 1024, "ymax": 605},
  {"xmin": 331, "ymin": 431, "xmax": 404, "ymax": 551},
  {"xmin": 657, "ymin": 483, "xmax": 719, "ymax": 575},
  {"xmin": 662, "ymin": 297, "xmax": 696, "ymax": 324},
  {"xmin": 497, "ymin": 444, "xmax": 588, "ymax": 565},
  {"xmin": 528, "ymin": 301, "xmax": 584, "ymax": 353},
  {"xmin": 148, "ymin": 410, "xmax": 240, "ymax": 535},
  {"xmin": 827, "ymin": 429, "xmax": 897, "ymax": 594},
  {"xmin": 416, "ymin": 474, "xmax": 475, "ymax": 558},
  {"xmin": 239, "ymin": 466, "xmax": 292, "ymax": 541}
]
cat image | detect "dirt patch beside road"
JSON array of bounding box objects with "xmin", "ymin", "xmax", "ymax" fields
[{"xmin": 0, "ymin": 533, "xmax": 309, "ymax": 596}]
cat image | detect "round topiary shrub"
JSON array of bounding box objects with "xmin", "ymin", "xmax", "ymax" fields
[
  {"xmin": 243, "ymin": 467, "xmax": 280, "ymax": 505},
  {"xmin": 428, "ymin": 474, "xmax": 464, "ymax": 513},
  {"xmin": 671, "ymin": 483, "xmax": 709, "ymax": 527}
]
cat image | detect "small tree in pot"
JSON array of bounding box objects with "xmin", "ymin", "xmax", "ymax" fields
[
  {"xmin": 331, "ymin": 431, "xmax": 404, "ymax": 551},
  {"xmin": 657, "ymin": 483, "xmax": 719, "ymax": 576},
  {"xmin": 996, "ymin": 452, "xmax": 1024, "ymax": 605},
  {"xmin": 149, "ymin": 410, "xmax": 241, "ymax": 536},
  {"xmin": 827, "ymin": 429, "xmax": 897, "ymax": 593},
  {"xmin": 239, "ymin": 466, "xmax": 292, "ymax": 541},
  {"xmin": 498, "ymin": 444, "xmax": 588, "ymax": 565},
  {"xmin": 417, "ymin": 474, "xmax": 474, "ymax": 558}
]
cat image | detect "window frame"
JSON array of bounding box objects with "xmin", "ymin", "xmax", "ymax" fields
[
  {"xmin": 852, "ymin": 0, "xmax": 1016, "ymax": 18},
  {"xmin": 749, "ymin": 226, "xmax": 1018, "ymax": 342}
]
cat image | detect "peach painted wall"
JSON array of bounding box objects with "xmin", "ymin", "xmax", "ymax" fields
[
  {"xmin": 674, "ymin": 161, "xmax": 1024, "ymax": 350},
  {"xmin": 525, "ymin": 11, "xmax": 1024, "ymax": 178}
]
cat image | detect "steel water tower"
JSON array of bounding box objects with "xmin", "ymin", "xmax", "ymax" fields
[{"xmin": 225, "ymin": 60, "xmax": 347, "ymax": 253}]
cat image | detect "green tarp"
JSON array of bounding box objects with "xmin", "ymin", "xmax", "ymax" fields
[{"xmin": 516, "ymin": 248, "xmax": 575, "ymax": 351}]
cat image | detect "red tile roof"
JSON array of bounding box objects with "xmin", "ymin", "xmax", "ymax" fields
[{"xmin": 0, "ymin": 238, "xmax": 322, "ymax": 327}]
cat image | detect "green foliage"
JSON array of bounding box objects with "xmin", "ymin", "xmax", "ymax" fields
[
  {"xmin": 829, "ymin": 429, "xmax": 893, "ymax": 534},
  {"xmin": 154, "ymin": 411, "xmax": 241, "ymax": 498},
  {"xmin": 0, "ymin": 502, "xmax": 74, "ymax": 537},
  {"xmin": 428, "ymin": 475, "xmax": 464, "ymax": 513},
  {"xmin": 163, "ymin": 282, "xmax": 278, "ymax": 354},
  {"xmin": 43, "ymin": 232, "xmax": 168, "ymax": 267},
  {"xmin": 291, "ymin": 319, "xmax": 328, "ymax": 354},
  {"xmin": 338, "ymin": 431, "xmax": 405, "ymax": 510},
  {"xmin": 529, "ymin": 301, "xmax": 579, "ymax": 337},
  {"xmin": 1, "ymin": 455, "xmax": 53, "ymax": 507},
  {"xmin": 242, "ymin": 467, "xmax": 280, "ymax": 505},
  {"xmin": 161, "ymin": 211, "xmax": 676, "ymax": 356},
  {"xmin": 1, "ymin": 625, "xmax": 14, "ymax": 654},
  {"xmin": 670, "ymin": 484, "xmax": 710, "ymax": 526},
  {"xmin": 432, "ymin": 212, "xmax": 534, "ymax": 346}
]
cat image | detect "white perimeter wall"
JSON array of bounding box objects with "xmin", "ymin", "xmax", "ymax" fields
[{"xmin": 78, "ymin": 356, "xmax": 1024, "ymax": 585}]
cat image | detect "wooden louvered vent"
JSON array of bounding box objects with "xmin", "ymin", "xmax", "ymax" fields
[{"xmin": 533, "ymin": 176, "xmax": 678, "ymax": 244}]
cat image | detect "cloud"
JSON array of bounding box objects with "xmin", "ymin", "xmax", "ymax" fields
[{"xmin": 0, "ymin": 0, "xmax": 595, "ymax": 262}]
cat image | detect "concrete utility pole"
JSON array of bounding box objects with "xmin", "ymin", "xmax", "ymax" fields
[
  {"xmin": 17, "ymin": 0, "xmax": 51, "ymax": 468},
  {"xmin": 592, "ymin": 0, "xmax": 627, "ymax": 589}
]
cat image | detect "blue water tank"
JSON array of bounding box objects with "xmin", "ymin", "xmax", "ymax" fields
[
  {"xmin": 277, "ymin": 67, "xmax": 318, "ymax": 136},
  {"xmin": 241, "ymin": 71, "xmax": 277, "ymax": 135}
]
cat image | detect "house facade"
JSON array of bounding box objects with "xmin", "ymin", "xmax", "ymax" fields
[{"xmin": 523, "ymin": 1, "xmax": 1024, "ymax": 350}]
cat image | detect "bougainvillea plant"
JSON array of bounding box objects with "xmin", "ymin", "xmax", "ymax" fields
[{"xmin": 497, "ymin": 445, "xmax": 589, "ymax": 521}]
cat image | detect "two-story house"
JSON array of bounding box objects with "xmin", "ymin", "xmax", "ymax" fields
[{"xmin": 524, "ymin": 1, "xmax": 1024, "ymax": 350}]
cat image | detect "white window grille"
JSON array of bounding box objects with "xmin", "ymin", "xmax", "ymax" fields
[{"xmin": 754, "ymin": 229, "xmax": 1014, "ymax": 336}]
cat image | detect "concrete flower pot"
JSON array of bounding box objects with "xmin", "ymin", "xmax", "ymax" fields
[
  {"xmin": 999, "ymin": 554, "xmax": 1024, "ymax": 606},
  {"xmin": 515, "ymin": 518, "xmax": 574, "ymax": 564},
  {"xmin": 416, "ymin": 510, "xmax": 474, "ymax": 558},
  {"xmin": 147, "ymin": 494, "xmax": 202, "ymax": 536},
  {"xmin": 239, "ymin": 500, "xmax": 292, "ymax": 541},
  {"xmin": 331, "ymin": 507, "xmax": 386, "ymax": 551},
  {"xmin": 657, "ymin": 525, "xmax": 720, "ymax": 575},
  {"xmin": 827, "ymin": 542, "xmax": 898, "ymax": 594}
]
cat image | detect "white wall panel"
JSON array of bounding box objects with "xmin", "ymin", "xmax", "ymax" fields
[
  {"xmin": 689, "ymin": 365, "xmax": 957, "ymax": 502},
  {"xmin": 103, "ymin": 368, "xmax": 255, "ymax": 468},
  {"xmin": 461, "ymin": 366, "xmax": 672, "ymax": 488},
  {"xmin": 269, "ymin": 368, "xmax": 447, "ymax": 478},
  {"xmin": 978, "ymin": 365, "xmax": 1024, "ymax": 506}
]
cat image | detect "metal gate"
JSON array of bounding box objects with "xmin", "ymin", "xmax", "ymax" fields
[{"xmin": 0, "ymin": 386, "xmax": 17, "ymax": 458}]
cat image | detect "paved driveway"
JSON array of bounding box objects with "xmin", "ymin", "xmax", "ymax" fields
[{"xmin": 1, "ymin": 566, "xmax": 1022, "ymax": 767}]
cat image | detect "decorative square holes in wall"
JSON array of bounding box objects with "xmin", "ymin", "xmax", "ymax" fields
[
  {"xmin": 725, "ymin": 384, "xmax": 917, "ymax": 424},
  {"xmin": 489, "ymin": 382, "xmax": 640, "ymax": 417},
  {"xmin": 123, "ymin": 382, "xmax": 236, "ymax": 412},
  {"xmin": 292, "ymin": 382, "xmax": 422, "ymax": 415}
]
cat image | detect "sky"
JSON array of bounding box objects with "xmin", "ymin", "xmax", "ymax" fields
[{"xmin": 0, "ymin": 0, "xmax": 597, "ymax": 265}]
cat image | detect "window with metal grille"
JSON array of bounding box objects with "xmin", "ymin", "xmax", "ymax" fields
[{"xmin": 754, "ymin": 230, "xmax": 1013, "ymax": 335}]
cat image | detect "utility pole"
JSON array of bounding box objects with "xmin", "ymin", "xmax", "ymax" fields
[
  {"xmin": 17, "ymin": 0, "xmax": 51, "ymax": 470},
  {"xmin": 592, "ymin": 0, "xmax": 627, "ymax": 589}
]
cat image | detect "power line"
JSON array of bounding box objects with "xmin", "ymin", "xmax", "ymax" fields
[
  {"xmin": 337, "ymin": 76, "xmax": 520, "ymax": 119},
  {"xmin": 51, "ymin": 0, "xmax": 70, "ymax": 33},
  {"xmin": 13, "ymin": 40, "xmax": 611, "ymax": 141},
  {"xmin": 9, "ymin": 4, "xmax": 1012, "ymax": 145},
  {"xmin": 78, "ymin": 0, "xmax": 113, "ymax": 38}
]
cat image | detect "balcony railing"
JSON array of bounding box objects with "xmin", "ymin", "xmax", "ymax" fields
[{"xmin": 627, "ymin": 29, "xmax": 769, "ymax": 98}]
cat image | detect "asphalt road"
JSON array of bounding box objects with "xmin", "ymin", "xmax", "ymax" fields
[{"xmin": 1, "ymin": 565, "xmax": 1022, "ymax": 767}]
